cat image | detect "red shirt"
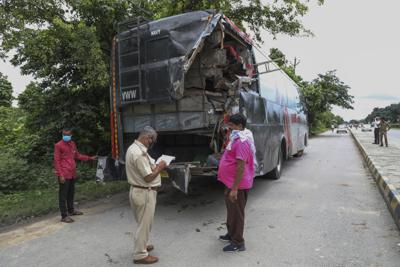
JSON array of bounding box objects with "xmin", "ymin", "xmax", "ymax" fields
[{"xmin": 54, "ymin": 140, "xmax": 92, "ymax": 179}]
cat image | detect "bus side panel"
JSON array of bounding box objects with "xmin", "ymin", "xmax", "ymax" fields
[
  {"xmin": 287, "ymin": 107, "xmax": 298, "ymax": 156},
  {"xmin": 239, "ymin": 91, "xmax": 269, "ymax": 174},
  {"xmin": 261, "ymin": 99, "xmax": 284, "ymax": 175},
  {"xmin": 299, "ymin": 113, "xmax": 308, "ymax": 149},
  {"xmin": 287, "ymin": 108, "xmax": 308, "ymax": 155}
]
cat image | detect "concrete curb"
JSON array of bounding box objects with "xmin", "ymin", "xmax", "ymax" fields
[{"xmin": 350, "ymin": 130, "xmax": 400, "ymax": 229}]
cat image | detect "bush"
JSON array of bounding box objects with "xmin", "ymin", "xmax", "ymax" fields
[
  {"xmin": 0, "ymin": 152, "xmax": 99, "ymax": 194},
  {"xmin": 28, "ymin": 163, "xmax": 58, "ymax": 189},
  {"xmin": 0, "ymin": 153, "xmax": 57, "ymax": 193},
  {"xmin": 0, "ymin": 153, "xmax": 30, "ymax": 192},
  {"xmin": 76, "ymin": 161, "xmax": 97, "ymax": 182}
]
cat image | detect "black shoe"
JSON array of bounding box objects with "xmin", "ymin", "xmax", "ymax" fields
[
  {"xmin": 219, "ymin": 233, "xmax": 231, "ymax": 242},
  {"xmin": 69, "ymin": 210, "xmax": 83, "ymax": 216},
  {"xmin": 61, "ymin": 216, "xmax": 74, "ymax": 223},
  {"xmin": 223, "ymin": 243, "xmax": 246, "ymax": 252}
]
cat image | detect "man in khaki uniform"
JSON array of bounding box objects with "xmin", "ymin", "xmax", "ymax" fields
[
  {"xmin": 379, "ymin": 117, "xmax": 391, "ymax": 147},
  {"xmin": 126, "ymin": 126, "xmax": 167, "ymax": 264}
]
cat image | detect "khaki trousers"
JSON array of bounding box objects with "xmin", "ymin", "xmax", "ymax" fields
[
  {"xmin": 129, "ymin": 186, "xmax": 157, "ymax": 260},
  {"xmin": 380, "ymin": 131, "xmax": 388, "ymax": 146}
]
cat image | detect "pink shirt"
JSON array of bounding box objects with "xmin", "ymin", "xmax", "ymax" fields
[{"xmin": 217, "ymin": 139, "xmax": 255, "ymax": 189}]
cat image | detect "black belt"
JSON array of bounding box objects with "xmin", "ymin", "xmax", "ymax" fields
[{"xmin": 131, "ymin": 184, "xmax": 160, "ymax": 191}]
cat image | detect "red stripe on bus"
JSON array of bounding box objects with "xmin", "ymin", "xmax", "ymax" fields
[
  {"xmin": 110, "ymin": 112, "xmax": 117, "ymax": 158},
  {"xmin": 284, "ymin": 107, "xmax": 292, "ymax": 151}
]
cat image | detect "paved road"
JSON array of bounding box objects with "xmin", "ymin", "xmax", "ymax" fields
[
  {"xmin": 1, "ymin": 132, "xmax": 400, "ymax": 267},
  {"xmin": 388, "ymin": 129, "xmax": 400, "ymax": 140}
]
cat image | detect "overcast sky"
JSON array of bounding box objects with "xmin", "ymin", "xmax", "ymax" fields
[
  {"xmin": 259, "ymin": 0, "xmax": 400, "ymax": 120},
  {"xmin": 1, "ymin": 0, "xmax": 400, "ymax": 121}
]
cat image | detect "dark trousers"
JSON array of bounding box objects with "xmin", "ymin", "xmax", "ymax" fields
[
  {"xmin": 59, "ymin": 179, "xmax": 76, "ymax": 218},
  {"xmin": 224, "ymin": 187, "xmax": 249, "ymax": 246},
  {"xmin": 374, "ymin": 128, "xmax": 380, "ymax": 144}
]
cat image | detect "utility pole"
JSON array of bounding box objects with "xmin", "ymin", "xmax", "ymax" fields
[{"xmin": 293, "ymin": 57, "xmax": 300, "ymax": 74}]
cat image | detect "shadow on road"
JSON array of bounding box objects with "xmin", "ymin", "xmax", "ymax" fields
[
  {"xmin": 311, "ymin": 133, "xmax": 349, "ymax": 139},
  {"xmin": 156, "ymin": 151, "xmax": 306, "ymax": 213}
]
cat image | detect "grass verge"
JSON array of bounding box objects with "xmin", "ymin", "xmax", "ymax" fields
[
  {"xmin": 0, "ymin": 180, "xmax": 129, "ymax": 227},
  {"xmin": 310, "ymin": 127, "xmax": 328, "ymax": 136},
  {"xmin": 391, "ymin": 123, "xmax": 400, "ymax": 129}
]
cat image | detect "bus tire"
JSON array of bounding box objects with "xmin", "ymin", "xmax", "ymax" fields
[{"xmin": 268, "ymin": 146, "xmax": 283, "ymax": 180}]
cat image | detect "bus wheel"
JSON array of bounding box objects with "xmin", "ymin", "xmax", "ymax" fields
[{"xmin": 268, "ymin": 146, "xmax": 283, "ymax": 179}]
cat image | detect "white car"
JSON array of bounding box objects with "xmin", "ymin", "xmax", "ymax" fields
[
  {"xmin": 361, "ymin": 125, "xmax": 373, "ymax": 132},
  {"xmin": 336, "ymin": 124, "xmax": 348, "ymax": 134}
]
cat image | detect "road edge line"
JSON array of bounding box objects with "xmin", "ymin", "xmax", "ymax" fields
[{"xmin": 350, "ymin": 130, "xmax": 400, "ymax": 230}]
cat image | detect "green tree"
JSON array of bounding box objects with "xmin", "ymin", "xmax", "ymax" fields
[
  {"xmin": 149, "ymin": 0, "xmax": 324, "ymax": 41},
  {"xmin": 269, "ymin": 48, "xmax": 288, "ymax": 68},
  {"xmin": 0, "ymin": 104, "xmax": 40, "ymax": 158},
  {"xmin": 0, "ymin": 72, "xmax": 13, "ymax": 107},
  {"xmin": 1, "ymin": 0, "xmax": 324, "ymax": 160},
  {"xmin": 334, "ymin": 115, "xmax": 345, "ymax": 125},
  {"xmin": 0, "ymin": 106, "xmax": 56, "ymax": 192},
  {"xmin": 302, "ymin": 70, "xmax": 354, "ymax": 128},
  {"xmin": 18, "ymin": 82, "xmax": 107, "ymax": 161},
  {"xmin": 365, "ymin": 103, "xmax": 400, "ymax": 123},
  {"xmin": 269, "ymin": 48, "xmax": 354, "ymax": 132},
  {"xmin": 0, "ymin": 107, "xmax": 25, "ymax": 153}
]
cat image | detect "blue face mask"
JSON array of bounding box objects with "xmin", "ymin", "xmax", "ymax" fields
[{"xmin": 63, "ymin": 135, "xmax": 72, "ymax": 142}]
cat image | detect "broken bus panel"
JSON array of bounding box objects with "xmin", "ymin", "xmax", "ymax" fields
[{"xmin": 110, "ymin": 10, "xmax": 308, "ymax": 193}]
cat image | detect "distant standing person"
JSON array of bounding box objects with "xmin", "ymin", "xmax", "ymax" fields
[
  {"xmin": 331, "ymin": 124, "xmax": 335, "ymax": 133},
  {"xmin": 125, "ymin": 126, "xmax": 167, "ymax": 264},
  {"xmin": 217, "ymin": 113, "xmax": 255, "ymax": 252},
  {"xmin": 379, "ymin": 117, "xmax": 391, "ymax": 147},
  {"xmin": 54, "ymin": 129, "xmax": 97, "ymax": 223},
  {"xmin": 372, "ymin": 117, "xmax": 380, "ymax": 144}
]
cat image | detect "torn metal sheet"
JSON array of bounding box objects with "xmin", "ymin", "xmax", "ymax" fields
[{"xmin": 166, "ymin": 164, "xmax": 192, "ymax": 194}]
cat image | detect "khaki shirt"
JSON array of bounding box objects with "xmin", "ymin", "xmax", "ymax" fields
[
  {"xmin": 379, "ymin": 121, "xmax": 390, "ymax": 132},
  {"xmin": 125, "ymin": 140, "xmax": 161, "ymax": 187}
]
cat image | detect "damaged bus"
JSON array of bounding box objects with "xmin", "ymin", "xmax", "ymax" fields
[{"xmin": 110, "ymin": 10, "xmax": 308, "ymax": 193}]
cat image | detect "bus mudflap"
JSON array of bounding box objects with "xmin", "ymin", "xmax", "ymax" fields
[{"xmin": 165, "ymin": 162, "xmax": 217, "ymax": 194}]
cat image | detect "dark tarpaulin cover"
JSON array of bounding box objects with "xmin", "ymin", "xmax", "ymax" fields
[{"xmin": 117, "ymin": 10, "xmax": 221, "ymax": 103}]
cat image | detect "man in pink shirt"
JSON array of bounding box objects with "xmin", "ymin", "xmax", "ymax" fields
[
  {"xmin": 54, "ymin": 129, "xmax": 97, "ymax": 223},
  {"xmin": 217, "ymin": 113, "xmax": 255, "ymax": 252}
]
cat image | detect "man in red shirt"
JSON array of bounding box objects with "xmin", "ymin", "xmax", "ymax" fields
[{"xmin": 54, "ymin": 129, "xmax": 97, "ymax": 223}]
